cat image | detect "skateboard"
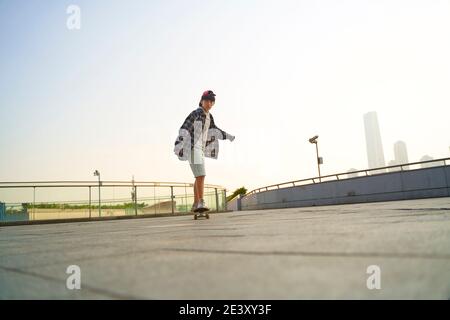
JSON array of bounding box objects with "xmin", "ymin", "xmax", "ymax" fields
[{"xmin": 194, "ymin": 207, "xmax": 210, "ymax": 220}]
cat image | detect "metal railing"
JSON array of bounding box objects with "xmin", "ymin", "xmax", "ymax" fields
[
  {"xmin": 0, "ymin": 181, "xmax": 227, "ymax": 223},
  {"xmin": 245, "ymin": 157, "xmax": 449, "ymax": 196}
]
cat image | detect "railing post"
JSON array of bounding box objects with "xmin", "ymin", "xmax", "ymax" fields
[
  {"xmin": 98, "ymin": 181, "xmax": 101, "ymax": 217},
  {"xmin": 184, "ymin": 184, "xmax": 188, "ymax": 212},
  {"xmin": 170, "ymin": 186, "xmax": 174, "ymax": 214},
  {"xmin": 237, "ymin": 194, "xmax": 242, "ymax": 211},
  {"xmin": 134, "ymin": 186, "xmax": 138, "ymax": 216},
  {"xmin": 224, "ymin": 189, "xmax": 227, "ymax": 211},
  {"xmin": 88, "ymin": 186, "xmax": 91, "ymax": 218},
  {"xmin": 215, "ymin": 188, "xmax": 219, "ymax": 212},
  {"xmin": 33, "ymin": 186, "xmax": 35, "ymax": 221},
  {"xmin": 154, "ymin": 186, "xmax": 156, "ymax": 214}
]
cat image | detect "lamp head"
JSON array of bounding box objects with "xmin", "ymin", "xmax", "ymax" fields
[{"xmin": 309, "ymin": 135, "xmax": 319, "ymax": 144}]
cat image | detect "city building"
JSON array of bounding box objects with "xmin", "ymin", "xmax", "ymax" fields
[
  {"xmin": 363, "ymin": 111, "xmax": 386, "ymax": 170},
  {"xmin": 394, "ymin": 141, "xmax": 409, "ymax": 169},
  {"xmin": 420, "ymin": 155, "xmax": 442, "ymax": 168},
  {"xmin": 387, "ymin": 160, "xmax": 399, "ymax": 172}
]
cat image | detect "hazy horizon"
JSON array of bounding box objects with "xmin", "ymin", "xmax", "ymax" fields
[{"xmin": 1, "ymin": 0, "xmax": 449, "ymax": 194}]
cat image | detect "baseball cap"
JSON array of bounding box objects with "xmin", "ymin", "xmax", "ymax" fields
[{"xmin": 199, "ymin": 90, "xmax": 216, "ymax": 106}]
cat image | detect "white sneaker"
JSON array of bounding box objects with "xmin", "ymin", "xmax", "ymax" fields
[
  {"xmin": 191, "ymin": 202, "xmax": 197, "ymax": 212},
  {"xmin": 194, "ymin": 199, "xmax": 209, "ymax": 213}
]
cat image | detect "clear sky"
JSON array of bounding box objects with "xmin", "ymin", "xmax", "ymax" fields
[{"xmin": 1, "ymin": 0, "xmax": 449, "ymax": 194}]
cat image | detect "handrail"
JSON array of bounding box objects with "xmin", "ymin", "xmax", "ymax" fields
[
  {"xmin": 0, "ymin": 180, "xmax": 225, "ymax": 190},
  {"xmin": 2, "ymin": 190, "xmax": 221, "ymax": 206},
  {"xmin": 245, "ymin": 157, "xmax": 449, "ymax": 196},
  {"xmin": 0, "ymin": 180, "xmax": 228, "ymax": 220}
]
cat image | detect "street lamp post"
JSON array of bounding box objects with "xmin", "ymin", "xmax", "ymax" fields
[
  {"xmin": 93, "ymin": 170, "xmax": 101, "ymax": 217},
  {"xmin": 309, "ymin": 135, "xmax": 322, "ymax": 182},
  {"xmin": 131, "ymin": 175, "xmax": 137, "ymax": 216}
]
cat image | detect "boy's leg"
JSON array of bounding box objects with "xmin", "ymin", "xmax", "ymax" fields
[
  {"xmin": 193, "ymin": 175, "xmax": 209, "ymax": 213},
  {"xmin": 197, "ymin": 175, "xmax": 205, "ymax": 200},
  {"xmin": 193, "ymin": 179, "xmax": 199, "ymax": 205}
]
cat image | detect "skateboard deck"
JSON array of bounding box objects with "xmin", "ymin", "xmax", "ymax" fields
[{"xmin": 194, "ymin": 208, "xmax": 210, "ymax": 220}]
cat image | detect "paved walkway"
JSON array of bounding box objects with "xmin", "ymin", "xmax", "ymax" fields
[{"xmin": 1, "ymin": 198, "xmax": 449, "ymax": 299}]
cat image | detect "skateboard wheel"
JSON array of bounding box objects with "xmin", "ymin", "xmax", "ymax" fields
[{"xmin": 194, "ymin": 215, "xmax": 198, "ymax": 220}]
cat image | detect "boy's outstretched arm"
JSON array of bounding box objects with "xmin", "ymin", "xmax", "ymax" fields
[{"xmin": 210, "ymin": 115, "xmax": 235, "ymax": 141}]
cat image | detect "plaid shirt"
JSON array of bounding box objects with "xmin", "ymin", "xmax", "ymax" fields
[{"xmin": 174, "ymin": 107, "xmax": 230, "ymax": 160}]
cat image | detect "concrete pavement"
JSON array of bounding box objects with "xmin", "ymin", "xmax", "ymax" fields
[{"xmin": 1, "ymin": 197, "xmax": 450, "ymax": 299}]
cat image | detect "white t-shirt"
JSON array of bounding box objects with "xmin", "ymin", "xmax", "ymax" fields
[
  {"xmin": 202, "ymin": 111, "xmax": 211, "ymax": 149},
  {"xmin": 194, "ymin": 107, "xmax": 210, "ymax": 151}
]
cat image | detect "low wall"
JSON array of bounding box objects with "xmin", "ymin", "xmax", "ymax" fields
[
  {"xmin": 227, "ymin": 196, "xmax": 242, "ymax": 211},
  {"xmin": 142, "ymin": 200, "xmax": 175, "ymax": 214},
  {"xmin": 241, "ymin": 165, "xmax": 450, "ymax": 210}
]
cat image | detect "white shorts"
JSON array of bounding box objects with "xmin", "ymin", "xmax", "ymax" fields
[{"xmin": 188, "ymin": 146, "xmax": 206, "ymax": 177}]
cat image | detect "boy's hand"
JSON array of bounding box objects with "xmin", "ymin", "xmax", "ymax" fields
[{"xmin": 226, "ymin": 133, "xmax": 235, "ymax": 142}]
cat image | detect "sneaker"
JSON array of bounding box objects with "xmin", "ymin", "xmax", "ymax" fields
[
  {"xmin": 194, "ymin": 199, "xmax": 210, "ymax": 213},
  {"xmin": 190, "ymin": 202, "xmax": 197, "ymax": 212}
]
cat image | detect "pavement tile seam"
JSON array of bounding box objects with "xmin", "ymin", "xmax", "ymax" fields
[
  {"xmin": 0, "ymin": 227, "xmax": 204, "ymax": 243},
  {"xmin": 0, "ymin": 247, "xmax": 164, "ymax": 270},
  {"xmin": 161, "ymin": 248, "xmax": 450, "ymax": 260},
  {"xmin": 0, "ymin": 265, "xmax": 146, "ymax": 299},
  {"xmin": 11, "ymin": 242, "xmax": 449, "ymax": 272}
]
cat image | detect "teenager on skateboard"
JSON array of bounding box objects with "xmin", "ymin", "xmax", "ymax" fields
[{"xmin": 173, "ymin": 90, "xmax": 235, "ymax": 218}]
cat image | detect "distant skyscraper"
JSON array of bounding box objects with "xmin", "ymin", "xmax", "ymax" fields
[
  {"xmin": 420, "ymin": 155, "xmax": 437, "ymax": 168},
  {"xmin": 420, "ymin": 155, "xmax": 433, "ymax": 161},
  {"xmin": 387, "ymin": 160, "xmax": 397, "ymax": 172},
  {"xmin": 363, "ymin": 112, "xmax": 386, "ymax": 169},
  {"xmin": 394, "ymin": 141, "xmax": 409, "ymax": 169}
]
